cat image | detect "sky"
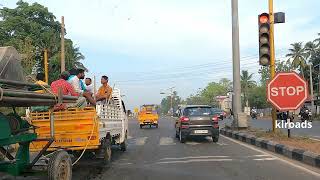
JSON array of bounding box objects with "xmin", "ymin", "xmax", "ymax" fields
[{"xmin": 2, "ymin": 0, "xmax": 320, "ymax": 110}]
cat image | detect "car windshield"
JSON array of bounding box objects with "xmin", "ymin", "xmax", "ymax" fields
[{"xmin": 184, "ymin": 107, "xmax": 217, "ymax": 116}]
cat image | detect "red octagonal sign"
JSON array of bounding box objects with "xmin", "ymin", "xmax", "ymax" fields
[{"xmin": 267, "ymin": 72, "xmax": 308, "ymax": 111}]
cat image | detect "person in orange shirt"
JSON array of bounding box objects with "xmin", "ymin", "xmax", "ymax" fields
[{"xmin": 96, "ymin": 76, "xmax": 113, "ymax": 102}]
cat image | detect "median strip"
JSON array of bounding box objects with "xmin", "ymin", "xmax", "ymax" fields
[{"xmin": 220, "ymin": 128, "xmax": 320, "ymax": 168}]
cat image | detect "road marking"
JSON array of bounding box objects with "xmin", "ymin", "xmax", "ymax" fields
[
  {"xmin": 253, "ymin": 157, "xmax": 278, "ymax": 161},
  {"xmin": 156, "ymin": 159, "xmax": 233, "ymax": 164},
  {"xmin": 135, "ymin": 137, "xmax": 148, "ymax": 145},
  {"xmin": 216, "ymin": 142, "xmax": 228, "ymax": 146},
  {"xmin": 186, "ymin": 142, "xmax": 201, "ymax": 145},
  {"xmin": 128, "ymin": 135, "xmax": 133, "ymax": 139},
  {"xmin": 159, "ymin": 137, "xmax": 176, "ymax": 146},
  {"xmin": 221, "ymin": 135, "xmax": 320, "ymax": 177},
  {"xmin": 159, "ymin": 156, "xmax": 230, "ymax": 161},
  {"xmin": 246, "ymin": 154, "xmax": 270, "ymax": 158}
]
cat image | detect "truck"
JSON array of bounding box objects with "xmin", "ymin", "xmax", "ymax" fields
[
  {"xmin": 138, "ymin": 104, "xmax": 159, "ymax": 128},
  {"xmin": 29, "ymin": 88, "xmax": 128, "ymax": 166}
]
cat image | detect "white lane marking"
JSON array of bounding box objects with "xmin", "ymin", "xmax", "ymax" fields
[
  {"xmin": 216, "ymin": 142, "xmax": 228, "ymax": 146},
  {"xmin": 186, "ymin": 142, "xmax": 201, "ymax": 145},
  {"xmin": 128, "ymin": 135, "xmax": 133, "ymax": 139},
  {"xmin": 135, "ymin": 137, "xmax": 147, "ymax": 145},
  {"xmin": 156, "ymin": 159, "xmax": 233, "ymax": 164},
  {"xmin": 253, "ymin": 157, "xmax": 278, "ymax": 161},
  {"xmin": 221, "ymin": 135, "xmax": 320, "ymax": 177},
  {"xmin": 246, "ymin": 154, "xmax": 270, "ymax": 158},
  {"xmin": 159, "ymin": 137, "xmax": 176, "ymax": 146},
  {"xmin": 159, "ymin": 156, "xmax": 230, "ymax": 161}
]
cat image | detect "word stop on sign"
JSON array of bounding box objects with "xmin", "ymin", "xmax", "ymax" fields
[{"xmin": 271, "ymin": 86, "xmax": 304, "ymax": 96}]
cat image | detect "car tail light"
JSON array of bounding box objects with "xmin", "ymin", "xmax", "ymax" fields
[
  {"xmin": 180, "ymin": 116, "xmax": 189, "ymax": 122},
  {"xmin": 212, "ymin": 115, "xmax": 219, "ymax": 122},
  {"xmin": 212, "ymin": 115, "xmax": 219, "ymax": 128}
]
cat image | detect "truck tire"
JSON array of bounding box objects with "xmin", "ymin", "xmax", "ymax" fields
[
  {"xmin": 155, "ymin": 124, "xmax": 159, "ymax": 128},
  {"xmin": 48, "ymin": 151, "xmax": 72, "ymax": 180},
  {"xmin": 140, "ymin": 124, "xmax": 143, "ymax": 129},
  {"xmin": 179, "ymin": 130, "xmax": 186, "ymax": 143},
  {"xmin": 120, "ymin": 132, "xmax": 127, "ymax": 151},
  {"xmin": 101, "ymin": 137, "xmax": 112, "ymax": 165}
]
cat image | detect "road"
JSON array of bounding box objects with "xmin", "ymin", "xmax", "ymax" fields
[
  {"xmin": 2, "ymin": 117, "xmax": 320, "ymax": 180},
  {"xmin": 221, "ymin": 118, "xmax": 320, "ymax": 140},
  {"xmin": 87, "ymin": 117, "xmax": 319, "ymax": 180}
]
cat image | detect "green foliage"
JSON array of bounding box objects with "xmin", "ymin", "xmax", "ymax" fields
[
  {"xmin": 160, "ymin": 91, "xmax": 183, "ymax": 114},
  {"xmin": 248, "ymin": 86, "xmax": 269, "ymax": 109},
  {"xmin": 240, "ymin": 70, "xmax": 255, "ymax": 107},
  {"xmin": 0, "ymin": 1, "xmax": 86, "ymax": 81}
]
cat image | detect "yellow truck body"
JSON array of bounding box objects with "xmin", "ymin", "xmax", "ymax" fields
[{"xmin": 138, "ymin": 105, "xmax": 159, "ymax": 128}]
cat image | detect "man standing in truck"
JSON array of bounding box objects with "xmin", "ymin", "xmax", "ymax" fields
[{"xmin": 96, "ymin": 75, "xmax": 113, "ymax": 102}]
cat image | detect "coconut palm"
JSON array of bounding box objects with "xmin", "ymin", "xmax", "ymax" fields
[
  {"xmin": 241, "ymin": 70, "xmax": 255, "ymax": 107},
  {"xmin": 305, "ymin": 41, "xmax": 318, "ymax": 60},
  {"xmin": 286, "ymin": 42, "xmax": 308, "ymax": 78},
  {"xmin": 313, "ymin": 33, "xmax": 320, "ymax": 48}
]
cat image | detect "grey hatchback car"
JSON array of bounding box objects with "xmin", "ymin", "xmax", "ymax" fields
[{"xmin": 175, "ymin": 105, "xmax": 220, "ymax": 143}]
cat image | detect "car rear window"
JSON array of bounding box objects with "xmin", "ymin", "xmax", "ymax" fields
[{"xmin": 184, "ymin": 107, "xmax": 217, "ymax": 116}]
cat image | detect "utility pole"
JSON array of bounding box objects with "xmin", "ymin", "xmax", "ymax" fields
[
  {"xmin": 60, "ymin": 16, "xmax": 65, "ymax": 73},
  {"xmin": 231, "ymin": 0, "xmax": 241, "ymax": 127},
  {"xmin": 269, "ymin": 0, "xmax": 277, "ymax": 132},
  {"xmin": 310, "ymin": 64, "xmax": 315, "ymax": 114},
  {"xmin": 43, "ymin": 49, "xmax": 49, "ymax": 83}
]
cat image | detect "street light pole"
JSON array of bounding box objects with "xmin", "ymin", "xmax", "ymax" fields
[
  {"xmin": 231, "ymin": 0, "xmax": 241, "ymax": 127},
  {"xmin": 310, "ymin": 63, "xmax": 315, "ymax": 114}
]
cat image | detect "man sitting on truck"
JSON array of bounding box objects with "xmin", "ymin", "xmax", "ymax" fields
[
  {"xmin": 51, "ymin": 71, "xmax": 87, "ymax": 108},
  {"xmin": 96, "ymin": 75, "xmax": 113, "ymax": 102},
  {"xmin": 68, "ymin": 68, "xmax": 96, "ymax": 106}
]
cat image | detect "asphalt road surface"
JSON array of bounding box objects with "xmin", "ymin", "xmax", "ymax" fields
[
  {"xmin": 2, "ymin": 117, "xmax": 320, "ymax": 180},
  {"xmin": 221, "ymin": 118, "xmax": 320, "ymax": 140}
]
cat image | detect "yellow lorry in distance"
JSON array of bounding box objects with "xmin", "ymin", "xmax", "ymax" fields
[{"xmin": 138, "ymin": 104, "xmax": 159, "ymax": 128}]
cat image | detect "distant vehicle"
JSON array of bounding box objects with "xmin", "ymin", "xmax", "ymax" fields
[
  {"xmin": 175, "ymin": 105, "xmax": 220, "ymax": 143},
  {"xmin": 138, "ymin": 104, "xmax": 159, "ymax": 128},
  {"xmin": 211, "ymin": 108, "xmax": 226, "ymax": 120},
  {"xmin": 250, "ymin": 109, "xmax": 257, "ymax": 119},
  {"xmin": 300, "ymin": 106, "xmax": 312, "ymax": 122}
]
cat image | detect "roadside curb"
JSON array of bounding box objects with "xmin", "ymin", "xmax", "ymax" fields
[{"xmin": 220, "ymin": 128, "xmax": 320, "ymax": 168}]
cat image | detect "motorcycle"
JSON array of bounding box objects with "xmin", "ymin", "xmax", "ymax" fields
[
  {"xmin": 250, "ymin": 110, "xmax": 257, "ymax": 119},
  {"xmin": 300, "ymin": 109, "xmax": 312, "ymax": 122}
]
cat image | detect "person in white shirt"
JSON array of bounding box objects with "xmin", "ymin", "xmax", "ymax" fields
[
  {"xmin": 68, "ymin": 69, "xmax": 96, "ymax": 106},
  {"xmin": 85, "ymin": 77, "xmax": 93, "ymax": 94}
]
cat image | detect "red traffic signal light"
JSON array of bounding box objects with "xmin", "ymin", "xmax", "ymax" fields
[{"xmin": 258, "ymin": 13, "xmax": 270, "ymax": 66}]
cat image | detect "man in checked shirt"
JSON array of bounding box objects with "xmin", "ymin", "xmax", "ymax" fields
[{"xmin": 51, "ymin": 71, "xmax": 87, "ymax": 108}]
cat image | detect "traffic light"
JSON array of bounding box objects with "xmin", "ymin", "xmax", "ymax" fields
[{"xmin": 258, "ymin": 13, "xmax": 270, "ymax": 66}]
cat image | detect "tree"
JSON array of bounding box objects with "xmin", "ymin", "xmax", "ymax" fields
[
  {"xmin": 314, "ymin": 33, "xmax": 320, "ymax": 48},
  {"xmin": 248, "ymin": 86, "xmax": 269, "ymax": 109},
  {"xmin": 240, "ymin": 70, "xmax": 255, "ymax": 107},
  {"xmin": 286, "ymin": 42, "xmax": 308, "ymax": 78},
  {"xmin": 160, "ymin": 91, "xmax": 182, "ymax": 114},
  {"xmin": 0, "ymin": 1, "xmax": 86, "ymax": 81}
]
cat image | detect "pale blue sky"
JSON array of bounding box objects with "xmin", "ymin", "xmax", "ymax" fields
[{"xmin": 2, "ymin": 0, "xmax": 320, "ymax": 109}]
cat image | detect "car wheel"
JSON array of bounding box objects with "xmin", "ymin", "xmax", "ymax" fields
[
  {"xmin": 179, "ymin": 130, "xmax": 186, "ymax": 143},
  {"xmin": 212, "ymin": 136, "xmax": 219, "ymax": 143}
]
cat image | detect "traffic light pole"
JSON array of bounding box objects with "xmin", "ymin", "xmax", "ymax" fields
[{"xmin": 269, "ymin": 0, "xmax": 277, "ymax": 132}]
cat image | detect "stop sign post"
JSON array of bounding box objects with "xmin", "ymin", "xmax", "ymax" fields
[{"xmin": 267, "ymin": 72, "xmax": 308, "ymax": 111}]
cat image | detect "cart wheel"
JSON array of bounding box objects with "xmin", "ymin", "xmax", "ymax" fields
[
  {"xmin": 48, "ymin": 151, "xmax": 72, "ymax": 180},
  {"xmin": 120, "ymin": 132, "xmax": 127, "ymax": 151},
  {"xmin": 101, "ymin": 137, "xmax": 112, "ymax": 165}
]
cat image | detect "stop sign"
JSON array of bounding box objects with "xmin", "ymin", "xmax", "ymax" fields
[{"xmin": 267, "ymin": 72, "xmax": 308, "ymax": 111}]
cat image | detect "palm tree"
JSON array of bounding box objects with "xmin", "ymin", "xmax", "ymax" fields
[
  {"xmin": 305, "ymin": 41, "xmax": 318, "ymax": 60},
  {"xmin": 286, "ymin": 42, "xmax": 308, "ymax": 78},
  {"xmin": 241, "ymin": 70, "xmax": 255, "ymax": 107},
  {"xmin": 313, "ymin": 33, "xmax": 320, "ymax": 48}
]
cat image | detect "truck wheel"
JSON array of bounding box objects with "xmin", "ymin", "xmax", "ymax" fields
[
  {"xmin": 212, "ymin": 136, "xmax": 219, "ymax": 143},
  {"xmin": 102, "ymin": 137, "xmax": 112, "ymax": 165},
  {"xmin": 48, "ymin": 151, "xmax": 72, "ymax": 180},
  {"xmin": 155, "ymin": 124, "xmax": 159, "ymax": 128},
  {"xmin": 120, "ymin": 133, "xmax": 127, "ymax": 152},
  {"xmin": 179, "ymin": 131, "xmax": 186, "ymax": 143}
]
